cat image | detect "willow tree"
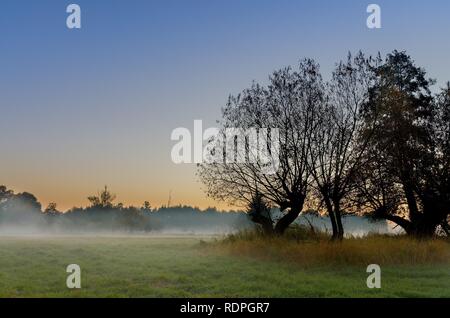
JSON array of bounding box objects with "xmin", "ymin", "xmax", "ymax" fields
[
  {"xmin": 308, "ymin": 52, "xmax": 375, "ymax": 240},
  {"xmin": 198, "ymin": 59, "xmax": 324, "ymax": 235}
]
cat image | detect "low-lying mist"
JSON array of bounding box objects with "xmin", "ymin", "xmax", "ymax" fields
[
  {"xmin": 0, "ymin": 204, "xmax": 253, "ymax": 237},
  {"xmin": 0, "ymin": 186, "xmax": 252, "ymax": 236},
  {"xmin": 0, "ymin": 186, "xmax": 399, "ymax": 237}
]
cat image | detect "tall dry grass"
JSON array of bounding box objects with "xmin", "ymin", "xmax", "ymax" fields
[{"xmin": 210, "ymin": 226, "xmax": 450, "ymax": 267}]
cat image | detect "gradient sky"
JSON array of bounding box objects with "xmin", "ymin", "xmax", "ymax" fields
[{"xmin": 1, "ymin": 0, "xmax": 450, "ymax": 211}]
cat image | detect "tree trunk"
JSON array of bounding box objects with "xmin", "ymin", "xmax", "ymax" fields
[
  {"xmin": 374, "ymin": 196, "xmax": 446, "ymax": 238},
  {"xmin": 334, "ymin": 200, "xmax": 344, "ymax": 241},
  {"xmin": 403, "ymin": 184, "xmax": 420, "ymax": 223},
  {"xmin": 377, "ymin": 213, "xmax": 413, "ymax": 234},
  {"xmin": 274, "ymin": 203, "xmax": 302, "ymax": 235},
  {"xmin": 250, "ymin": 214, "xmax": 274, "ymax": 236},
  {"xmin": 409, "ymin": 214, "xmax": 440, "ymax": 238},
  {"xmin": 325, "ymin": 198, "xmax": 339, "ymax": 240}
]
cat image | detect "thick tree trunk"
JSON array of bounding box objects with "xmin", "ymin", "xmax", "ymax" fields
[
  {"xmin": 403, "ymin": 184, "xmax": 420, "ymax": 223},
  {"xmin": 418, "ymin": 200, "xmax": 449, "ymax": 238},
  {"xmin": 408, "ymin": 225, "xmax": 434, "ymax": 238},
  {"xmin": 409, "ymin": 214, "xmax": 440, "ymax": 238},
  {"xmin": 274, "ymin": 203, "xmax": 303, "ymax": 235},
  {"xmin": 377, "ymin": 213, "xmax": 413, "ymax": 234},
  {"xmin": 375, "ymin": 192, "xmax": 447, "ymax": 238},
  {"xmin": 380, "ymin": 213, "xmax": 438, "ymax": 238}
]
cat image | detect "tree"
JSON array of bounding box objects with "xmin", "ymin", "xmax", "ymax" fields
[
  {"xmin": 422, "ymin": 83, "xmax": 450, "ymax": 235},
  {"xmin": 0, "ymin": 185, "xmax": 13, "ymax": 199},
  {"xmin": 12, "ymin": 192, "xmax": 42, "ymax": 211},
  {"xmin": 0, "ymin": 187, "xmax": 41, "ymax": 212},
  {"xmin": 352, "ymin": 148, "xmax": 406, "ymax": 227},
  {"xmin": 44, "ymin": 202, "xmax": 60, "ymax": 216},
  {"xmin": 199, "ymin": 59, "xmax": 324, "ymax": 235},
  {"xmin": 359, "ymin": 51, "xmax": 449, "ymax": 237},
  {"xmin": 87, "ymin": 186, "xmax": 117, "ymax": 209},
  {"xmin": 142, "ymin": 201, "xmax": 152, "ymax": 211},
  {"xmin": 247, "ymin": 192, "xmax": 273, "ymax": 235},
  {"xmin": 0, "ymin": 190, "xmax": 43, "ymax": 226},
  {"xmin": 308, "ymin": 52, "xmax": 375, "ymax": 240}
]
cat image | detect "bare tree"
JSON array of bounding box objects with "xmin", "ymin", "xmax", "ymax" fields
[
  {"xmin": 198, "ymin": 59, "xmax": 324, "ymax": 235},
  {"xmin": 308, "ymin": 52, "xmax": 375, "ymax": 240}
]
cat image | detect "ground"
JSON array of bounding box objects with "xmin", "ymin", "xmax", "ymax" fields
[{"xmin": 0, "ymin": 236, "xmax": 448, "ymax": 297}]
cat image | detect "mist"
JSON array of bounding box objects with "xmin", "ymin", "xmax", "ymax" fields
[
  {"xmin": 0, "ymin": 185, "xmax": 402, "ymax": 237},
  {"xmin": 0, "ymin": 189, "xmax": 253, "ymax": 236}
]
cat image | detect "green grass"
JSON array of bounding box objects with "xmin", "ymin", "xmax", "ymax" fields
[{"xmin": 0, "ymin": 235, "xmax": 448, "ymax": 298}]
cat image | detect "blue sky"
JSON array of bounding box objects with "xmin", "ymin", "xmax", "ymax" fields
[{"xmin": 1, "ymin": 0, "xmax": 449, "ymax": 209}]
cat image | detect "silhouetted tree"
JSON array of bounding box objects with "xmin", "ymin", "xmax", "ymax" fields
[
  {"xmin": 247, "ymin": 192, "xmax": 273, "ymax": 235},
  {"xmin": 359, "ymin": 51, "xmax": 449, "ymax": 237},
  {"xmin": 44, "ymin": 202, "xmax": 60, "ymax": 216},
  {"xmin": 199, "ymin": 59, "xmax": 324, "ymax": 235},
  {"xmin": 142, "ymin": 201, "xmax": 152, "ymax": 211},
  {"xmin": 87, "ymin": 186, "xmax": 117, "ymax": 209},
  {"xmin": 308, "ymin": 52, "xmax": 375, "ymax": 240},
  {"xmin": 0, "ymin": 189, "xmax": 44, "ymax": 227},
  {"xmin": 0, "ymin": 185, "xmax": 13, "ymax": 200}
]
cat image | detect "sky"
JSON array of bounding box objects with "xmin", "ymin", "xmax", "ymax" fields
[{"xmin": 1, "ymin": 0, "xmax": 450, "ymax": 211}]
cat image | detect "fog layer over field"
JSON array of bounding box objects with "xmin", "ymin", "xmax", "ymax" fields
[{"xmin": 0, "ymin": 196, "xmax": 399, "ymax": 237}]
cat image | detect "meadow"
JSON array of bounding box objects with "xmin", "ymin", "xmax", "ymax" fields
[{"xmin": 0, "ymin": 234, "xmax": 448, "ymax": 298}]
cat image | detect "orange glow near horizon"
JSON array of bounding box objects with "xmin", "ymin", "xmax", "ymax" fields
[{"xmin": 1, "ymin": 166, "xmax": 234, "ymax": 212}]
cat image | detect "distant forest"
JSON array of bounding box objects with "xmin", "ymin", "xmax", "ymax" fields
[{"xmin": 0, "ymin": 185, "xmax": 250, "ymax": 234}]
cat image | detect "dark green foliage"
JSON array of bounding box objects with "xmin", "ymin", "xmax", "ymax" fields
[{"xmin": 359, "ymin": 51, "xmax": 450, "ymax": 237}]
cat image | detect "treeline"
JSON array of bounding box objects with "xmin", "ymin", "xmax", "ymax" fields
[
  {"xmin": 199, "ymin": 50, "xmax": 450, "ymax": 239},
  {"xmin": 0, "ymin": 186, "xmax": 251, "ymax": 233}
]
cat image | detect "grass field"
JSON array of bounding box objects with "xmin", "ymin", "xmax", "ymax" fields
[{"xmin": 0, "ymin": 235, "xmax": 449, "ymax": 298}]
